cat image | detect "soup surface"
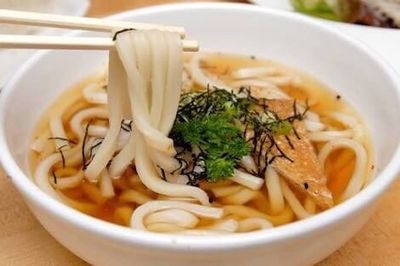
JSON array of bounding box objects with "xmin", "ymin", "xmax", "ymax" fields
[{"xmin": 30, "ymin": 52, "xmax": 373, "ymax": 233}]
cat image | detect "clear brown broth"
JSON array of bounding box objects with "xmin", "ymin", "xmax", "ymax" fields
[{"xmin": 30, "ymin": 53, "xmax": 373, "ymax": 228}]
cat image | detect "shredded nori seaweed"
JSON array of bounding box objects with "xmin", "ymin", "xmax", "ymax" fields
[
  {"xmin": 52, "ymin": 170, "xmax": 58, "ymax": 185},
  {"xmin": 121, "ymin": 119, "xmax": 133, "ymax": 132},
  {"xmin": 81, "ymin": 120, "xmax": 92, "ymax": 170},
  {"xmin": 168, "ymin": 86, "xmax": 307, "ymax": 185},
  {"xmin": 57, "ymin": 144, "xmax": 67, "ymax": 168},
  {"xmin": 112, "ymin": 28, "xmax": 136, "ymax": 41},
  {"xmin": 48, "ymin": 137, "xmax": 77, "ymax": 145}
]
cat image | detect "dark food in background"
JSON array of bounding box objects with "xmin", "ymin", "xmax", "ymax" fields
[{"xmin": 352, "ymin": 0, "xmax": 399, "ymax": 28}]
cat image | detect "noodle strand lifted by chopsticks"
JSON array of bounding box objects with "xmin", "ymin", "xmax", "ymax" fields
[
  {"xmin": 114, "ymin": 30, "xmax": 210, "ymax": 206},
  {"xmin": 84, "ymin": 50, "xmax": 126, "ymax": 181}
]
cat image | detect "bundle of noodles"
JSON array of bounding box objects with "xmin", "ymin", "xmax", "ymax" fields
[{"xmin": 95, "ymin": 30, "xmax": 222, "ymax": 230}]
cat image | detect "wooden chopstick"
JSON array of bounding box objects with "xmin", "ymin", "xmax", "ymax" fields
[
  {"xmin": 0, "ymin": 9, "xmax": 186, "ymax": 37},
  {"xmin": 0, "ymin": 9, "xmax": 199, "ymax": 51},
  {"xmin": 0, "ymin": 35, "xmax": 198, "ymax": 51}
]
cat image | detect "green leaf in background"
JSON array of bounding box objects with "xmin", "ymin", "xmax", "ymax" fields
[{"xmin": 290, "ymin": 0, "xmax": 354, "ymax": 21}]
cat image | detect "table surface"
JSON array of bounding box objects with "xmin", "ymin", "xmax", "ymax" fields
[{"xmin": 1, "ymin": 0, "xmax": 399, "ymax": 265}]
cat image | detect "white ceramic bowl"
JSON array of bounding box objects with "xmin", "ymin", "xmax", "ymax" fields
[{"xmin": 1, "ymin": 3, "xmax": 400, "ymax": 266}]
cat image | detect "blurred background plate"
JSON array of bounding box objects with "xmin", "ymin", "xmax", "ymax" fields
[
  {"xmin": 0, "ymin": 0, "xmax": 90, "ymax": 88},
  {"xmin": 248, "ymin": 0, "xmax": 400, "ymax": 72}
]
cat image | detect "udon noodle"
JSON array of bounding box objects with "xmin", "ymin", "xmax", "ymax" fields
[{"xmin": 30, "ymin": 30, "xmax": 373, "ymax": 234}]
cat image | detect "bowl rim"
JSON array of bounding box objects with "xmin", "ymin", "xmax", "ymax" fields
[{"xmin": 1, "ymin": 2, "xmax": 400, "ymax": 251}]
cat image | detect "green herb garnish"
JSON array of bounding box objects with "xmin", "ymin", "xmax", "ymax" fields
[
  {"xmin": 206, "ymin": 157, "xmax": 235, "ymax": 182},
  {"xmin": 169, "ymin": 87, "xmax": 306, "ymax": 185},
  {"xmin": 270, "ymin": 120, "xmax": 293, "ymax": 136},
  {"xmin": 290, "ymin": 0, "xmax": 357, "ymax": 22},
  {"xmin": 173, "ymin": 114, "xmax": 249, "ymax": 182}
]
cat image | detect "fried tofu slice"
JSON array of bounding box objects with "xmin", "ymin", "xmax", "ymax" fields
[{"xmin": 267, "ymin": 99, "xmax": 333, "ymax": 209}]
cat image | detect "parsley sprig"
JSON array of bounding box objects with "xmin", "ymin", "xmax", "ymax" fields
[{"xmin": 173, "ymin": 114, "xmax": 250, "ymax": 182}]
